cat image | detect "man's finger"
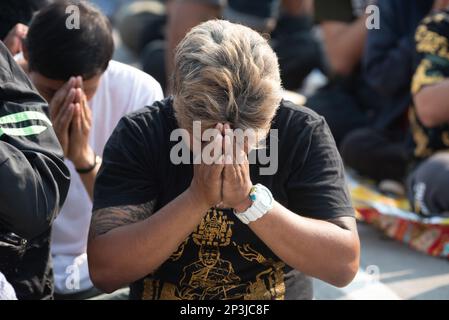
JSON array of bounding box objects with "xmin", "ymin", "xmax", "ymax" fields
[
  {"xmin": 81, "ymin": 101, "xmax": 91, "ymax": 135},
  {"xmin": 234, "ymin": 138, "xmax": 247, "ymax": 166},
  {"xmin": 74, "ymin": 89, "xmax": 87, "ymax": 132},
  {"xmin": 224, "ymin": 130, "xmax": 233, "ymax": 161},
  {"xmin": 70, "ymin": 103, "xmax": 82, "ymax": 137},
  {"xmin": 212, "ymin": 132, "xmax": 223, "ymax": 159},
  {"xmin": 52, "ymin": 87, "xmax": 76, "ymax": 122},
  {"xmin": 74, "ymin": 76, "xmax": 84, "ymax": 90},
  {"xmin": 73, "ymin": 87, "xmax": 82, "ymax": 104},
  {"xmin": 76, "ymin": 89, "xmax": 85, "ymax": 116},
  {"xmin": 224, "ymin": 154, "xmax": 237, "ymax": 181},
  {"xmin": 54, "ymin": 103, "xmax": 75, "ymax": 134},
  {"xmin": 80, "ymin": 91, "xmax": 92, "ymax": 126},
  {"xmin": 74, "ymin": 87, "xmax": 91, "ymax": 124},
  {"xmin": 223, "ymin": 126, "xmax": 238, "ymax": 181},
  {"xmin": 216, "ymin": 123, "xmax": 224, "ymax": 135},
  {"xmin": 62, "ymin": 87, "xmax": 77, "ymax": 112},
  {"xmin": 210, "ymin": 154, "xmax": 225, "ymax": 179},
  {"xmin": 83, "ymin": 97, "xmax": 92, "ymax": 123},
  {"xmin": 51, "ymin": 77, "xmax": 76, "ymax": 117}
]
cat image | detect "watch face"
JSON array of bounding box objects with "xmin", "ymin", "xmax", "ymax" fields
[{"xmin": 258, "ymin": 187, "xmax": 273, "ymax": 208}]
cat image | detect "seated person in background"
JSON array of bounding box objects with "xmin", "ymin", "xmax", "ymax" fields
[
  {"xmin": 87, "ymin": 20, "xmax": 360, "ymax": 300},
  {"xmin": 155, "ymin": 0, "xmax": 322, "ymax": 92},
  {"xmin": 22, "ymin": 0, "xmax": 163, "ymax": 299},
  {"xmin": 340, "ymin": 0, "xmax": 435, "ymax": 184},
  {"xmin": 0, "ymin": 41, "xmax": 70, "ymax": 299},
  {"xmin": 407, "ymin": 8, "xmax": 449, "ymax": 216},
  {"xmin": 307, "ymin": 0, "xmax": 379, "ymax": 146}
]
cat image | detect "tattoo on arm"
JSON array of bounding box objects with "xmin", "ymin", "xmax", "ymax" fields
[{"xmin": 89, "ymin": 200, "xmax": 156, "ymax": 240}]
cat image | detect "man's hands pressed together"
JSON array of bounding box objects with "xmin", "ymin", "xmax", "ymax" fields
[
  {"xmin": 187, "ymin": 124, "xmax": 360, "ymax": 287},
  {"xmin": 49, "ymin": 77, "xmax": 76, "ymax": 157},
  {"xmin": 221, "ymin": 123, "xmax": 253, "ymax": 213},
  {"xmin": 188, "ymin": 123, "xmax": 254, "ymax": 213},
  {"xmin": 188, "ymin": 123, "xmax": 225, "ymax": 209},
  {"xmin": 68, "ymin": 81, "xmax": 94, "ymax": 170},
  {"xmin": 49, "ymin": 76, "xmax": 98, "ymax": 198},
  {"xmin": 50, "ymin": 76, "xmax": 94, "ymax": 169}
]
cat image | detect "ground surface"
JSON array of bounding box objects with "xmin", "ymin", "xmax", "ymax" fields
[{"xmin": 314, "ymin": 223, "xmax": 449, "ymax": 300}]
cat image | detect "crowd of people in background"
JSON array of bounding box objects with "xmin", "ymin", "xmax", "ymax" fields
[{"xmin": 0, "ymin": 0, "xmax": 448, "ymax": 300}]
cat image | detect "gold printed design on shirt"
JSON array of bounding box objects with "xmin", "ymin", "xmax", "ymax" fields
[
  {"xmin": 177, "ymin": 245, "xmax": 246, "ymax": 300},
  {"xmin": 141, "ymin": 209, "xmax": 286, "ymax": 300},
  {"xmin": 159, "ymin": 282, "xmax": 181, "ymax": 300},
  {"xmin": 170, "ymin": 237, "xmax": 189, "ymax": 261},
  {"xmin": 236, "ymin": 244, "xmax": 286, "ymax": 300},
  {"xmin": 412, "ymin": 59, "xmax": 444, "ymax": 94},
  {"xmin": 415, "ymin": 25, "xmax": 449, "ymax": 60},
  {"xmin": 409, "ymin": 108, "xmax": 433, "ymax": 158},
  {"xmin": 421, "ymin": 12, "xmax": 447, "ymax": 26},
  {"xmin": 174, "ymin": 209, "xmax": 244, "ymax": 299},
  {"xmin": 142, "ymin": 278, "xmax": 161, "ymax": 300},
  {"xmin": 192, "ymin": 208, "xmax": 234, "ymax": 247}
]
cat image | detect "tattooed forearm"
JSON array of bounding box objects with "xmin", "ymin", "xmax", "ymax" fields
[{"xmin": 89, "ymin": 200, "xmax": 156, "ymax": 240}]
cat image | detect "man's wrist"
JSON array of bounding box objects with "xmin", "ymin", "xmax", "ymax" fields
[
  {"xmin": 73, "ymin": 147, "xmax": 96, "ymax": 172},
  {"xmin": 233, "ymin": 184, "xmax": 274, "ymax": 225},
  {"xmin": 185, "ymin": 186, "xmax": 213, "ymax": 214},
  {"xmin": 234, "ymin": 197, "xmax": 253, "ymax": 213}
]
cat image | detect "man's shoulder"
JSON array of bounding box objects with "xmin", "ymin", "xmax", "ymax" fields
[
  {"xmin": 106, "ymin": 60, "xmax": 148, "ymax": 78},
  {"xmin": 104, "ymin": 60, "xmax": 162, "ymax": 91},
  {"xmin": 95, "ymin": 60, "xmax": 163, "ymax": 114},
  {"xmin": 273, "ymin": 100, "xmax": 335, "ymax": 156},
  {"xmin": 120, "ymin": 97, "xmax": 177, "ymax": 132},
  {"xmin": 274, "ymin": 99, "xmax": 325, "ymax": 130}
]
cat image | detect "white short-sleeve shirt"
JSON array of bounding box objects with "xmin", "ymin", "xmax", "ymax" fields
[{"xmin": 51, "ymin": 60, "xmax": 163, "ymax": 294}]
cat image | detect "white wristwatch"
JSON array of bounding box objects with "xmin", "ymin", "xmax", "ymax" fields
[{"xmin": 234, "ymin": 184, "xmax": 274, "ymax": 224}]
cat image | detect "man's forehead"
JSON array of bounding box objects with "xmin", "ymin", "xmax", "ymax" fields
[
  {"xmin": 32, "ymin": 72, "xmax": 101, "ymax": 86},
  {"xmin": 32, "ymin": 72, "xmax": 65, "ymax": 88}
]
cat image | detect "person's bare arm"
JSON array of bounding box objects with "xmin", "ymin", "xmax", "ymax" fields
[
  {"xmin": 165, "ymin": 0, "xmax": 220, "ymax": 88},
  {"xmin": 433, "ymin": 0, "xmax": 449, "ymax": 11},
  {"xmin": 281, "ymin": 0, "xmax": 313, "ymax": 16},
  {"xmin": 221, "ymin": 125, "xmax": 359, "ymax": 288},
  {"xmin": 75, "ymin": 153, "xmax": 100, "ymax": 200},
  {"xmin": 249, "ymin": 206, "xmax": 359, "ymax": 287},
  {"xmin": 87, "ymin": 191, "xmax": 209, "ymax": 293},
  {"xmin": 69, "ymin": 82, "xmax": 98, "ymax": 200},
  {"xmin": 227, "ymin": 178, "xmax": 360, "ymax": 288},
  {"xmin": 3, "ymin": 23, "xmax": 28, "ymax": 56},
  {"xmin": 414, "ymin": 79, "xmax": 449, "ymax": 127},
  {"xmin": 320, "ymin": 16, "xmax": 367, "ymax": 76},
  {"xmin": 87, "ymin": 128, "xmax": 225, "ymax": 293}
]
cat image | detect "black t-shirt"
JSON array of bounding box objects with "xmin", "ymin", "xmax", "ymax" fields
[{"xmin": 93, "ymin": 97, "xmax": 354, "ymax": 300}]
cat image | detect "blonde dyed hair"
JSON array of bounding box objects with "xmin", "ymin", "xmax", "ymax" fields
[{"xmin": 172, "ymin": 20, "xmax": 282, "ymax": 139}]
